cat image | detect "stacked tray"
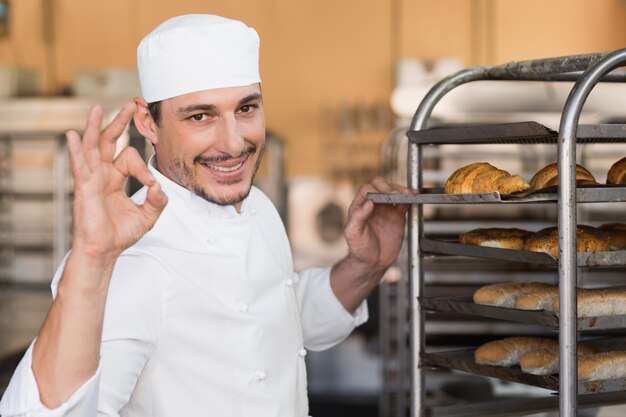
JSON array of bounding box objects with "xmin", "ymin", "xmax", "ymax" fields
[
  {"xmin": 408, "ymin": 121, "xmax": 626, "ymax": 145},
  {"xmin": 421, "ymin": 296, "xmax": 626, "ymax": 331},
  {"xmin": 368, "ymin": 184, "xmax": 626, "ymax": 205},
  {"xmin": 422, "ymin": 337, "xmax": 626, "ymax": 395},
  {"xmin": 419, "ymin": 238, "xmax": 626, "ymax": 268}
]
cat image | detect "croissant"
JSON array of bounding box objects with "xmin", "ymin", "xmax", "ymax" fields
[
  {"xmin": 529, "ymin": 162, "xmax": 598, "ymax": 190},
  {"xmin": 607, "ymin": 157, "xmax": 626, "ymax": 185},
  {"xmin": 444, "ymin": 162, "xmax": 530, "ymax": 195}
]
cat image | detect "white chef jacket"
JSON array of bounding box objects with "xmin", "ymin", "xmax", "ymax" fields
[{"xmin": 0, "ymin": 162, "xmax": 368, "ymax": 417}]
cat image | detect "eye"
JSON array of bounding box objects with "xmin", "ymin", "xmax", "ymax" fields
[
  {"xmin": 190, "ymin": 113, "xmax": 207, "ymax": 122},
  {"xmin": 239, "ymin": 104, "xmax": 257, "ymax": 113}
]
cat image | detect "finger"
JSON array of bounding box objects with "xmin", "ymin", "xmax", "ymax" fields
[
  {"xmin": 345, "ymin": 199, "xmax": 375, "ymax": 238},
  {"xmin": 112, "ymin": 146, "xmax": 155, "ymax": 186},
  {"xmin": 66, "ymin": 130, "xmax": 91, "ymax": 182},
  {"xmin": 142, "ymin": 181, "xmax": 168, "ymax": 221},
  {"xmin": 349, "ymin": 178, "xmax": 389, "ymax": 214},
  {"xmin": 100, "ymin": 102, "xmax": 137, "ymax": 162},
  {"xmin": 82, "ymin": 105, "xmax": 104, "ymax": 167},
  {"xmin": 370, "ymin": 176, "xmax": 394, "ymax": 193}
]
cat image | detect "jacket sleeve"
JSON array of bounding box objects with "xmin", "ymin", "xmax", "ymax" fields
[
  {"xmin": 0, "ymin": 252, "xmax": 165, "ymax": 417},
  {"xmin": 0, "ymin": 342, "xmax": 101, "ymax": 417},
  {"xmin": 294, "ymin": 267, "xmax": 368, "ymax": 351}
]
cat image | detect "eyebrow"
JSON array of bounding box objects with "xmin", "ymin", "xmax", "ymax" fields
[{"xmin": 175, "ymin": 93, "xmax": 263, "ymax": 115}]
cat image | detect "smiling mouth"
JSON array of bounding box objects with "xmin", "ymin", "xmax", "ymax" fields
[
  {"xmin": 205, "ymin": 161, "xmax": 244, "ymax": 172},
  {"xmin": 196, "ymin": 146, "xmax": 256, "ymax": 177}
]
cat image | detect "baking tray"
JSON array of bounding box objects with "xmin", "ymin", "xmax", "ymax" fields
[
  {"xmin": 422, "ymin": 344, "xmax": 626, "ymax": 394},
  {"xmin": 425, "ymin": 391, "xmax": 626, "ymax": 417},
  {"xmin": 420, "ymin": 238, "xmax": 626, "ymax": 267},
  {"xmin": 421, "ymin": 296, "xmax": 626, "ymax": 331},
  {"xmin": 408, "ymin": 121, "xmax": 626, "ymax": 145},
  {"xmin": 367, "ymin": 184, "xmax": 626, "ymax": 205}
]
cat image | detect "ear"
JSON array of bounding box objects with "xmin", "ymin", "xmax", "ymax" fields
[{"xmin": 133, "ymin": 97, "xmax": 159, "ymax": 145}]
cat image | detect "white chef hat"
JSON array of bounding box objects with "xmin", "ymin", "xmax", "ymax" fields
[{"xmin": 137, "ymin": 14, "xmax": 261, "ymax": 103}]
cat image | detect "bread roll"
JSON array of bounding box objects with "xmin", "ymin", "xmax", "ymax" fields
[
  {"xmin": 579, "ymin": 351, "xmax": 626, "ymax": 381},
  {"xmin": 599, "ymin": 223, "xmax": 626, "ymax": 250},
  {"xmin": 474, "ymin": 337, "xmax": 558, "ymax": 367},
  {"xmin": 520, "ymin": 344, "xmax": 597, "ymax": 376},
  {"xmin": 473, "ymin": 282, "xmax": 556, "ymax": 308},
  {"xmin": 444, "ymin": 162, "xmax": 530, "ymax": 195},
  {"xmin": 445, "ymin": 162, "xmax": 496, "ymax": 194},
  {"xmin": 523, "ymin": 225, "xmax": 610, "ymax": 258},
  {"xmin": 607, "ymin": 157, "xmax": 626, "ymax": 185},
  {"xmin": 530, "ymin": 163, "xmax": 598, "ymax": 190},
  {"xmin": 460, "ymin": 228, "xmax": 532, "ymax": 250},
  {"xmin": 514, "ymin": 286, "xmax": 560, "ymax": 312},
  {"xmin": 552, "ymin": 288, "xmax": 626, "ymax": 318}
]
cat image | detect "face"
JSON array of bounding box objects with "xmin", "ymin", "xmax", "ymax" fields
[{"xmin": 150, "ymin": 84, "xmax": 265, "ymax": 210}]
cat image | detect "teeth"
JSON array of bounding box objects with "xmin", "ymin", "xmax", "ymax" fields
[{"xmin": 207, "ymin": 161, "xmax": 243, "ymax": 172}]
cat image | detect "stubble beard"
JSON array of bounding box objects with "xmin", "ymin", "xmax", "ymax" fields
[{"xmin": 173, "ymin": 145, "xmax": 265, "ymax": 206}]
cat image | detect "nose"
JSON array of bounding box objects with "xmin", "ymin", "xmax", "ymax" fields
[{"xmin": 215, "ymin": 114, "xmax": 245, "ymax": 157}]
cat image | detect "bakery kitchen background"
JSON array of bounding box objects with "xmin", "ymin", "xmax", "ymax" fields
[{"xmin": 2, "ymin": 2, "xmax": 626, "ymax": 417}]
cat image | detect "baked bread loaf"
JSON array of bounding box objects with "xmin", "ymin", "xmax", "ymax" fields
[
  {"xmin": 552, "ymin": 288, "xmax": 626, "ymax": 318},
  {"xmin": 523, "ymin": 225, "xmax": 610, "ymax": 258},
  {"xmin": 607, "ymin": 157, "xmax": 626, "ymax": 185},
  {"xmin": 529, "ymin": 163, "xmax": 598, "ymax": 190},
  {"xmin": 578, "ymin": 351, "xmax": 626, "ymax": 381},
  {"xmin": 474, "ymin": 337, "xmax": 558, "ymax": 367},
  {"xmin": 514, "ymin": 286, "xmax": 560, "ymax": 312},
  {"xmin": 520, "ymin": 344, "xmax": 597, "ymax": 376},
  {"xmin": 444, "ymin": 162, "xmax": 530, "ymax": 195},
  {"xmin": 460, "ymin": 228, "xmax": 532, "ymax": 250},
  {"xmin": 599, "ymin": 223, "xmax": 626, "ymax": 250},
  {"xmin": 473, "ymin": 282, "xmax": 556, "ymax": 308}
]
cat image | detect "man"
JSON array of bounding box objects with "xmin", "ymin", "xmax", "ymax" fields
[{"xmin": 0, "ymin": 14, "xmax": 407, "ymax": 417}]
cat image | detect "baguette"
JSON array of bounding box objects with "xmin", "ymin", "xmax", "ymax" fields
[
  {"xmin": 514, "ymin": 286, "xmax": 560, "ymax": 312},
  {"xmin": 520, "ymin": 344, "xmax": 597, "ymax": 376},
  {"xmin": 473, "ymin": 282, "xmax": 556, "ymax": 308},
  {"xmin": 599, "ymin": 223, "xmax": 626, "ymax": 250},
  {"xmin": 474, "ymin": 337, "xmax": 558, "ymax": 367},
  {"xmin": 552, "ymin": 288, "xmax": 626, "ymax": 318},
  {"xmin": 460, "ymin": 228, "xmax": 532, "ymax": 250},
  {"xmin": 579, "ymin": 351, "xmax": 626, "ymax": 381},
  {"xmin": 523, "ymin": 225, "xmax": 610, "ymax": 258}
]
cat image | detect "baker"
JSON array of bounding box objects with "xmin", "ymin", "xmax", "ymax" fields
[{"xmin": 0, "ymin": 14, "xmax": 407, "ymax": 417}]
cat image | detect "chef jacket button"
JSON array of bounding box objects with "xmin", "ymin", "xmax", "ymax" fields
[
  {"xmin": 207, "ymin": 236, "xmax": 216, "ymax": 245},
  {"xmin": 250, "ymin": 208, "xmax": 258, "ymax": 216},
  {"xmin": 298, "ymin": 348, "xmax": 307, "ymax": 358},
  {"xmin": 238, "ymin": 303, "xmax": 249, "ymax": 313},
  {"xmin": 284, "ymin": 278, "xmax": 294, "ymax": 287},
  {"xmin": 255, "ymin": 370, "xmax": 267, "ymax": 381}
]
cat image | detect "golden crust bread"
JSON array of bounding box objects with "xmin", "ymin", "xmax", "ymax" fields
[
  {"xmin": 460, "ymin": 228, "xmax": 532, "ymax": 250},
  {"xmin": 514, "ymin": 286, "xmax": 560, "ymax": 312},
  {"xmin": 523, "ymin": 225, "xmax": 610, "ymax": 258},
  {"xmin": 599, "ymin": 223, "xmax": 626, "ymax": 250},
  {"xmin": 520, "ymin": 344, "xmax": 597, "ymax": 376},
  {"xmin": 444, "ymin": 162, "xmax": 530, "ymax": 195},
  {"xmin": 607, "ymin": 157, "xmax": 626, "ymax": 185},
  {"xmin": 444, "ymin": 162, "xmax": 496, "ymax": 194},
  {"xmin": 471, "ymin": 168, "xmax": 509, "ymax": 193},
  {"xmin": 552, "ymin": 288, "xmax": 626, "ymax": 318},
  {"xmin": 496, "ymin": 174, "xmax": 531, "ymax": 195},
  {"xmin": 530, "ymin": 163, "xmax": 598, "ymax": 190},
  {"xmin": 474, "ymin": 337, "xmax": 558, "ymax": 367},
  {"xmin": 473, "ymin": 282, "xmax": 556, "ymax": 308},
  {"xmin": 578, "ymin": 351, "xmax": 626, "ymax": 381}
]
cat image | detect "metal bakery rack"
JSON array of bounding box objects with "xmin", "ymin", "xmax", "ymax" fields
[{"xmin": 370, "ymin": 49, "xmax": 626, "ymax": 417}]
